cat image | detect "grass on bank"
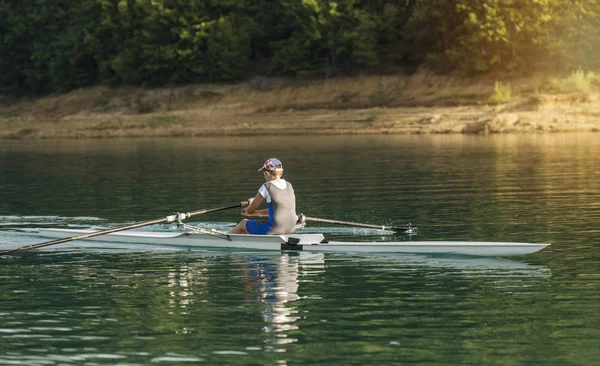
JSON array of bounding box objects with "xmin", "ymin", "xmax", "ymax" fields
[
  {"xmin": 91, "ymin": 115, "xmax": 187, "ymax": 130},
  {"xmin": 487, "ymin": 81, "xmax": 513, "ymax": 105},
  {"xmin": 486, "ymin": 69, "xmax": 600, "ymax": 106},
  {"xmin": 540, "ymin": 69, "xmax": 600, "ymax": 94}
]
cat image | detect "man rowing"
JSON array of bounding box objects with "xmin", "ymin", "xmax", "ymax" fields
[{"xmin": 228, "ymin": 158, "xmax": 297, "ymax": 235}]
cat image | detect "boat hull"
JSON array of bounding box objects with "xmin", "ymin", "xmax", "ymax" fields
[{"xmin": 36, "ymin": 229, "xmax": 549, "ymax": 256}]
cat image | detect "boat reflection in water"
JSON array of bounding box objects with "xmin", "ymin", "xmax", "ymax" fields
[
  {"xmin": 346, "ymin": 252, "xmax": 551, "ymax": 274},
  {"xmin": 234, "ymin": 250, "xmax": 550, "ymax": 353},
  {"xmin": 244, "ymin": 252, "xmax": 326, "ymax": 347}
]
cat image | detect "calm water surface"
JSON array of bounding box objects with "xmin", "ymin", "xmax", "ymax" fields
[{"xmin": 1, "ymin": 134, "xmax": 600, "ymax": 365}]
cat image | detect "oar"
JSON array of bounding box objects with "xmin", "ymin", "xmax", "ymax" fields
[
  {"xmin": 0, "ymin": 201, "xmax": 248, "ymax": 255},
  {"xmin": 298, "ymin": 214, "xmax": 416, "ymax": 233}
]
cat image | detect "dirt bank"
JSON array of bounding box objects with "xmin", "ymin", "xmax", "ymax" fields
[{"xmin": 1, "ymin": 73, "xmax": 599, "ymax": 139}]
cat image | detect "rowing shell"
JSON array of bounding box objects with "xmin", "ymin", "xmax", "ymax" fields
[{"xmin": 37, "ymin": 229, "xmax": 550, "ymax": 256}]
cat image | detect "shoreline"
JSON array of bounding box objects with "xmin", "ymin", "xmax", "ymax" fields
[{"xmin": 1, "ymin": 74, "xmax": 599, "ymax": 139}]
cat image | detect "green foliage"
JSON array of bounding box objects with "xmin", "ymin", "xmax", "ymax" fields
[
  {"xmin": 92, "ymin": 120, "xmax": 123, "ymax": 131},
  {"xmin": 16, "ymin": 128, "xmax": 38, "ymax": 137},
  {"xmin": 555, "ymin": 0, "xmax": 600, "ymax": 71},
  {"xmin": 487, "ymin": 82, "xmax": 512, "ymax": 105},
  {"xmin": 144, "ymin": 115, "xmax": 186, "ymax": 128},
  {"xmin": 568, "ymin": 69, "xmax": 593, "ymax": 93},
  {"xmin": 1, "ymin": 0, "xmax": 599, "ymax": 96},
  {"xmin": 368, "ymin": 91, "xmax": 389, "ymax": 106},
  {"xmin": 204, "ymin": 15, "xmax": 254, "ymax": 82},
  {"xmin": 406, "ymin": 0, "xmax": 556, "ymax": 74},
  {"xmin": 539, "ymin": 78, "xmax": 565, "ymax": 94},
  {"xmin": 269, "ymin": 0, "xmax": 410, "ymax": 76},
  {"xmin": 540, "ymin": 69, "xmax": 599, "ymax": 94},
  {"xmin": 361, "ymin": 114, "xmax": 377, "ymax": 123},
  {"xmin": 91, "ymin": 115, "xmax": 184, "ymax": 130}
]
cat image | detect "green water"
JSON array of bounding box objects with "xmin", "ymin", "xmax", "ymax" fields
[{"xmin": 1, "ymin": 134, "xmax": 600, "ymax": 365}]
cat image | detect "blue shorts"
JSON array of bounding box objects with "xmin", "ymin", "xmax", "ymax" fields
[{"xmin": 246, "ymin": 220, "xmax": 272, "ymax": 235}]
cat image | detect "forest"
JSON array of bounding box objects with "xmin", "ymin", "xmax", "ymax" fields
[{"xmin": 1, "ymin": 0, "xmax": 599, "ymax": 97}]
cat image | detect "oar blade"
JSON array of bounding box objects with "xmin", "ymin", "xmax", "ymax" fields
[{"xmin": 388, "ymin": 225, "xmax": 417, "ymax": 234}]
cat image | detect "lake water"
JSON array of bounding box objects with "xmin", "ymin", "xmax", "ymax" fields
[{"xmin": 1, "ymin": 134, "xmax": 600, "ymax": 365}]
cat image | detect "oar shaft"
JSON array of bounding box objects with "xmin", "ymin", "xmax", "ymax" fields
[
  {"xmin": 1, "ymin": 201, "xmax": 247, "ymax": 255},
  {"xmin": 301, "ymin": 215, "xmax": 414, "ymax": 233},
  {"xmin": 303, "ymin": 216, "xmax": 387, "ymax": 230}
]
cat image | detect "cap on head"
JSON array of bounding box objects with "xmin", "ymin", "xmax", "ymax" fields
[{"xmin": 258, "ymin": 158, "xmax": 284, "ymax": 172}]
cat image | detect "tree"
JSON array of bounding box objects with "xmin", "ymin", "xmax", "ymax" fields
[
  {"xmin": 269, "ymin": 0, "xmax": 387, "ymax": 77},
  {"xmin": 556, "ymin": 0, "xmax": 600, "ymax": 70},
  {"xmin": 404, "ymin": 0, "xmax": 556, "ymax": 74}
]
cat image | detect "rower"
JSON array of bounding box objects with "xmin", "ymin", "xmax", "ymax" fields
[{"xmin": 228, "ymin": 158, "xmax": 297, "ymax": 235}]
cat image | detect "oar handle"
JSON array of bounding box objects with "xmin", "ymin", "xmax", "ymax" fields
[{"xmin": 0, "ymin": 201, "xmax": 249, "ymax": 255}]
